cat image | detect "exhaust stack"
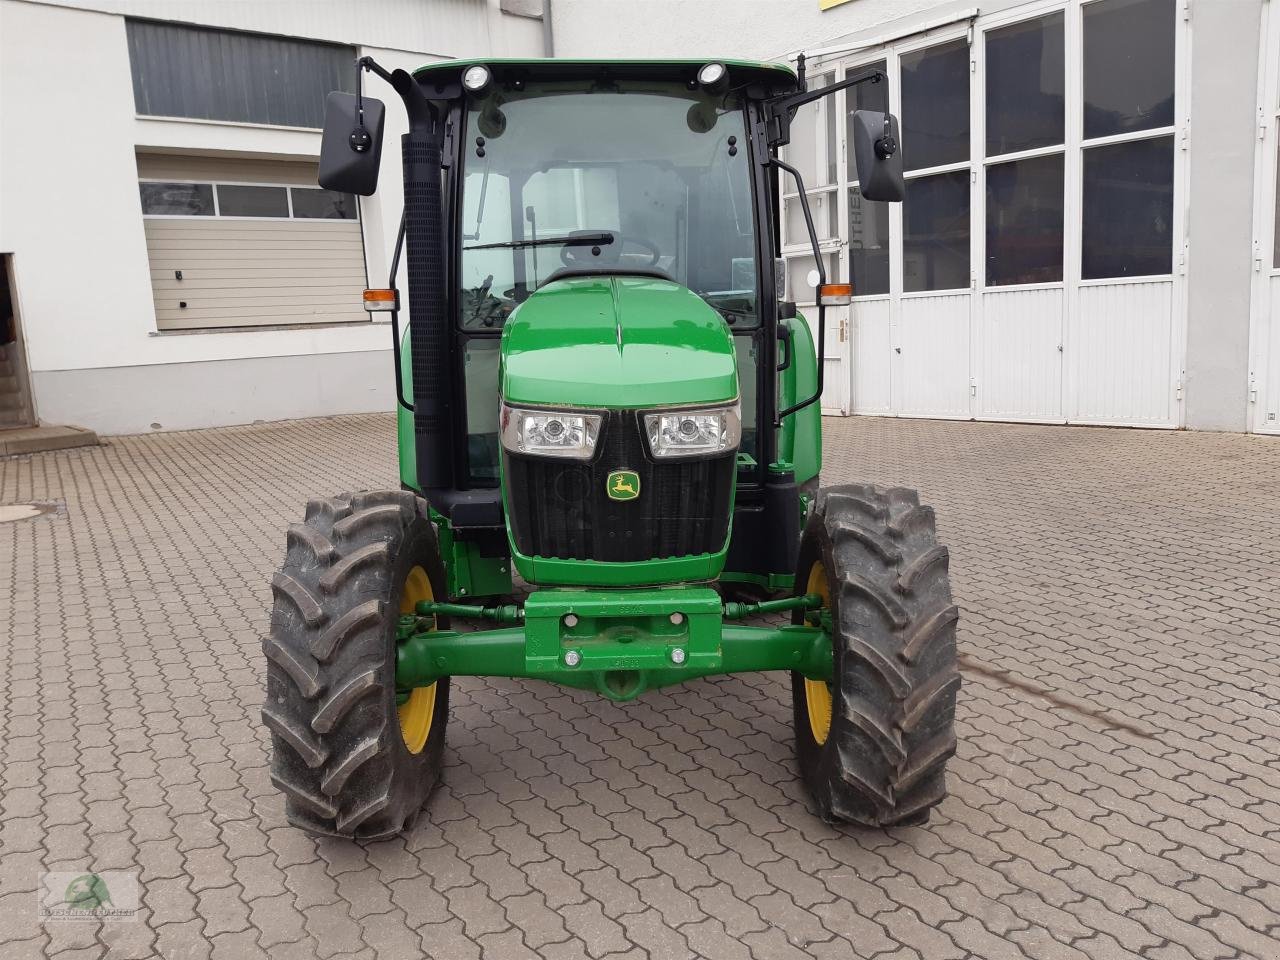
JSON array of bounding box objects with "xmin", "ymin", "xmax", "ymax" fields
[{"xmin": 392, "ymin": 69, "xmax": 454, "ymax": 492}]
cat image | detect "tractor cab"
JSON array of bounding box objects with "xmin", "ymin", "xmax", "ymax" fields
[{"xmin": 319, "ymin": 57, "xmax": 905, "ymax": 594}]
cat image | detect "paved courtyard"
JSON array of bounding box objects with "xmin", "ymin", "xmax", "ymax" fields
[{"xmin": 1, "ymin": 414, "xmax": 1278, "ymax": 959}]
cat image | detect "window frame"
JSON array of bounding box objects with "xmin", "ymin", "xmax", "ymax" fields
[
  {"xmin": 125, "ymin": 19, "xmax": 353, "ymax": 130},
  {"xmin": 138, "ymin": 178, "xmax": 360, "ymax": 224},
  {"xmin": 1077, "ymin": 0, "xmax": 1179, "ymax": 283},
  {"xmin": 980, "ymin": 8, "xmax": 1068, "ymax": 289},
  {"xmin": 891, "ymin": 29, "xmax": 976, "ymax": 299}
]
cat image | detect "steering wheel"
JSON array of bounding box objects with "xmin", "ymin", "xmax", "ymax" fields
[{"xmin": 560, "ymin": 233, "xmax": 661, "ymax": 269}]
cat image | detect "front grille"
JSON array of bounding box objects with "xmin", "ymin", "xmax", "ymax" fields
[{"xmin": 505, "ymin": 410, "xmax": 734, "ymax": 562}]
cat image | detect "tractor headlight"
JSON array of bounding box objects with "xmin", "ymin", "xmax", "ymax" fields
[
  {"xmin": 500, "ymin": 405, "xmax": 601, "ymax": 459},
  {"xmin": 644, "ymin": 403, "xmax": 741, "ymax": 459}
]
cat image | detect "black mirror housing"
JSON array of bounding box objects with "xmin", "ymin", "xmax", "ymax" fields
[
  {"xmin": 319, "ymin": 91, "xmax": 385, "ymax": 196},
  {"xmin": 850, "ymin": 110, "xmax": 905, "ymax": 203}
]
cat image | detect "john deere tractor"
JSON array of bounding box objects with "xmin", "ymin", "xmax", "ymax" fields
[{"xmin": 262, "ymin": 57, "xmax": 959, "ymax": 838}]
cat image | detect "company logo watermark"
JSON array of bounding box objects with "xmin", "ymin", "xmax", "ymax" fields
[{"xmin": 38, "ymin": 871, "xmax": 140, "ymax": 922}]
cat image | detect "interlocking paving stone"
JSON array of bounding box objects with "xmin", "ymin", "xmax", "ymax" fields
[{"xmin": 2, "ymin": 413, "xmax": 1278, "ymax": 958}]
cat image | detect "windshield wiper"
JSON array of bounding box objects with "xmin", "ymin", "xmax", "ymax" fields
[{"xmin": 464, "ymin": 231, "xmax": 614, "ymax": 251}]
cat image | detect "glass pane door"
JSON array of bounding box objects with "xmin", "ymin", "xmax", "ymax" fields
[
  {"xmin": 977, "ymin": 10, "xmax": 1068, "ymax": 422},
  {"xmin": 893, "ymin": 36, "xmax": 975, "ymax": 419},
  {"xmin": 1070, "ymin": 0, "xmax": 1181, "ymax": 427}
]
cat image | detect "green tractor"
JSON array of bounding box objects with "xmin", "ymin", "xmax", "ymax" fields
[{"xmin": 262, "ymin": 57, "xmax": 959, "ymax": 838}]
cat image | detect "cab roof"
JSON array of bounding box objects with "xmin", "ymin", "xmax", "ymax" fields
[{"xmin": 412, "ymin": 58, "xmax": 799, "ymax": 97}]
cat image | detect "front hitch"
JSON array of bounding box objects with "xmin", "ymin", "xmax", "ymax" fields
[{"xmin": 395, "ymin": 587, "xmax": 832, "ymax": 702}]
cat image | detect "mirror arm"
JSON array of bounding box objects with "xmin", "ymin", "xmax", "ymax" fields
[
  {"xmin": 354, "ymin": 55, "xmax": 438, "ymax": 132},
  {"xmin": 770, "ymin": 157, "xmax": 825, "ymax": 426},
  {"xmin": 358, "ymin": 54, "xmax": 395, "ymax": 86},
  {"xmin": 764, "ymin": 70, "xmax": 888, "ymax": 149},
  {"xmin": 350, "ymin": 56, "xmax": 396, "ymax": 154}
]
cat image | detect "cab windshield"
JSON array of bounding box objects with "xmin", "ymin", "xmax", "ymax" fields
[{"xmin": 458, "ymin": 79, "xmax": 758, "ymax": 330}]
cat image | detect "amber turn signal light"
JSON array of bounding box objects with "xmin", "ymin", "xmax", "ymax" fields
[
  {"xmin": 819, "ymin": 282, "xmax": 852, "ymax": 306},
  {"xmin": 363, "ymin": 288, "xmax": 398, "ymax": 312}
]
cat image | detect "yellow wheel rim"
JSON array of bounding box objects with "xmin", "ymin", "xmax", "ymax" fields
[
  {"xmin": 398, "ymin": 565, "xmax": 437, "ymax": 754},
  {"xmin": 804, "ymin": 561, "xmax": 834, "ymax": 746}
]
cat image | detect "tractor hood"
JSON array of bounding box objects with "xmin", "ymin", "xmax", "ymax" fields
[{"xmin": 500, "ymin": 275, "xmax": 738, "ymax": 408}]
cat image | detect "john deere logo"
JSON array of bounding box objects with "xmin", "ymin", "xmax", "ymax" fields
[{"xmin": 607, "ymin": 470, "xmax": 640, "ymax": 501}]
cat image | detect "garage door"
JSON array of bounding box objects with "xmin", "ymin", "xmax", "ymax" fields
[{"xmin": 136, "ymin": 154, "xmax": 365, "ymax": 330}]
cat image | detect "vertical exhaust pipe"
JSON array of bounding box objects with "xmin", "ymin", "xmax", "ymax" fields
[{"xmin": 391, "ymin": 69, "xmax": 453, "ymax": 492}]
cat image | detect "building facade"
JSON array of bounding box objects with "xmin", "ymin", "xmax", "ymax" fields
[
  {"xmin": 0, "ymin": 0, "xmax": 544, "ymax": 434},
  {"xmin": 3, "ymin": 0, "xmax": 1277, "ymax": 436},
  {"xmin": 555, "ymin": 0, "xmax": 1278, "ymax": 435}
]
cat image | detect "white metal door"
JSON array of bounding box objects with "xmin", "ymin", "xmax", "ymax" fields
[
  {"xmin": 1064, "ymin": 0, "xmax": 1187, "ymax": 427},
  {"xmin": 892, "ymin": 32, "xmax": 975, "ymax": 419},
  {"xmin": 1250, "ymin": 0, "xmax": 1280, "ymax": 434},
  {"xmin": 974, "ymin": 4, "xmax": 1067, "ymax": 422},
  {"xmin": 835, "ymin": 32, "xmax": 975, "ymax": 420},
  {"xmin": 839, "ymin": 57, "xmax": 893, "ymax": 415}
]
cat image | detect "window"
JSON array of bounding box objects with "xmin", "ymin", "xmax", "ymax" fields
[
  {"xmin": 985, "ymin": 13, "xmax": 1066, "ymax": 286},
  {"xmin": 217, "ymin": 185, "xmax": 288, "ymax": 218},
  {"xmin": 1081, "ymin": 136, "xmax": 1174, "ymax": 279},
  {"xmin": 290, "ymin": 188, "xmax": 358, "ymax": 220},
  {"xmin": 987, "ymin": 154, "xmax": 1065, "ymax": 285},
  {"xmin": 1273, "ymin": 137, "xmax": 1280, "ymax": 269},
  {"xmin": 786, "ymin": 253, "xmax": 840, "ymax": 303},
  {"xmin": 783, "ymin": 71, "xmax": 839, "ymax": 256},
  {"xmin": 845, "ymin": 64, "xmax": 889, "ymax": 181},
  {"xmin": 788, "ymin": 71, "xmax": 837, "ymax": 188},
  {"xmin": 900, "ymin": 41, "xmax": 971, "ymax": 292},
  {"xmin": 139, "ymin": 182, "xmax": 214, "ymax": 216},
  {"xmin": 459, "ymin": 80, "xmax": 758, "ymax": 329},
  {"xmin": 1083, "ymin": 0, "xmax": 1176, "ymax": 139},
  {"xmin": 849, "ymin": 186, "xmax": 890, "ymax": 296},
  {"xmin": 901, "ymin": 40, "xmax": 970, "ymax": 171},
  {"xmin": 126, "ymin": 20, "xmax": 353, "ymax": 128},
  {"xmin": 903, "ymin": 170, "xmax": 970, "ymax": 292},
  {"xmin": 1081, "ymin": 0, "xmax": 1176, "ymax": 279},
  {"xmin": 986, "ymin": 14, "xmax": 1065, "ymax": 156},
  {"xmin": 139, "ymin": 182, "xmax": 359, "ymax": 221},
  {"xmin": 844, "ymin": 61, "xmax": 891, "ymax": 296}
]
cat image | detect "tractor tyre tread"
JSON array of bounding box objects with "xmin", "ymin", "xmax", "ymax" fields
[
  {"xmin": 793, "ymin": 483, "xmax": 959, "ymax": 827},
  {"xmin": 263, "ymin": 490, "xmax": 449, "ymax": 839}
]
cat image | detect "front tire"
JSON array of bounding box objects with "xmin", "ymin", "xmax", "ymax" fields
[
  {"xmin": 792, "ymin": 484, "xmax": 960, "ymax": 826},
  {"xmin": 263, "ymin": 490, "xmax": 450, "ymax": 839}
]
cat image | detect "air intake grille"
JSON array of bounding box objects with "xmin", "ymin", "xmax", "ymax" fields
[{"xmin": 504, "ymin": 411, "xmax": 734, "ymax": 563}]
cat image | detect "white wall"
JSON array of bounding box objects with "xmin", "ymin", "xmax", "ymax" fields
[
  {"xmin": 29, "ymin": 0, "xmax": 545, "ymax": 60},
  {"xmin": 1183, "ymin": 1, "xmax": 1261, "ymax": 431},
  {"xmin": 0, "ymin": 0, "xmax": 542, "ymax": 433},
  {"xmin": 0, "ymin": 2, "xmax": 379, "ymax": 373},
  {"xmin": 551, "ymin": 0, "xmax": 958, "ymax": 60}
]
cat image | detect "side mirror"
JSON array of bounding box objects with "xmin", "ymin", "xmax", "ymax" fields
[
  {"xmin": 319, "ymin": 91, "xmax": 385, "ymax": 196},
  {"xmin": 850, "ymin": 110, "xmax": 905, "ymax": 203}
]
